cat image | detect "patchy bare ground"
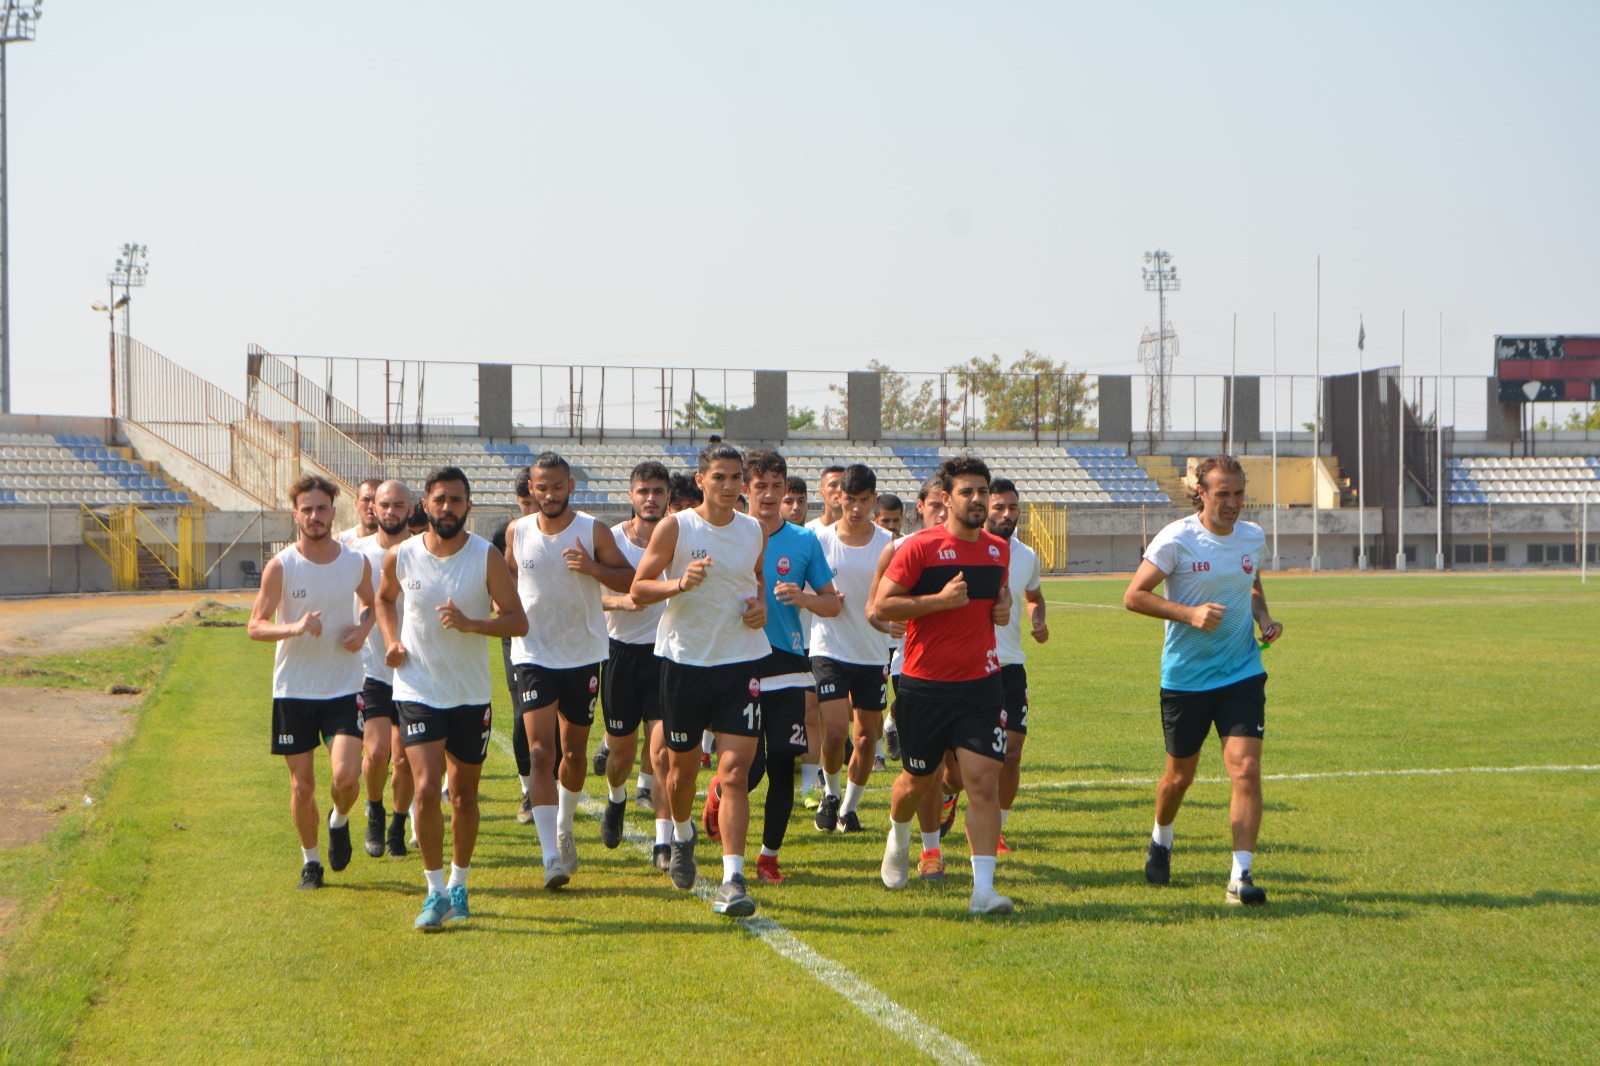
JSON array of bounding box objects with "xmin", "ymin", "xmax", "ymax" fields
[
  {"xmin": 0, "ymin": 687, "xmax": 144, "ymax": 850},
  {"xmin": 0, "ymin": 590, "xmax": 250, "ymax": 658}
]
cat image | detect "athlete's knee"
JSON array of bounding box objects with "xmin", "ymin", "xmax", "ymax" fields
[
  {"xmin": 529, "ymin": 740, "xmax": 557, "ymax": 773},
  {"xmin": 289, "ymin": 775, "xmax": 316, "ymax": 804}
]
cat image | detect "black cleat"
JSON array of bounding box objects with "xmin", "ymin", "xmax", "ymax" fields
[
  {"xmin": 328, "ymin": 821, "xmax": 353, "ymax": 872},
  {"xmin": 297, "ymin": 861, "xmax": 324, "ymax": 890},
  {"xmin": 1145, "ymin": 841, "xmax": 1171, "ymax": 885},
  {"xmin": 365, "ymin": 802, "xmax": 386, "ymax": 857},
  {"xmin": 712, "ymin": 873, "xmax": 756, "ymax": 917},
  {"xmin": 814, "ymin": 794, "xmax": 841, "ymax": 833},
  {"xmin": 1227, "ymin": 870, "xmax": 1268, "ymax": 906},
  {"xmin": 593, "ymin": 744, "xmax": 609, "ymax": 776},
  {"xmin": 653, "ymin": 843, "xmax": 672, "ymax": 872},
  {"xmin": 838, "ymin": 810, "xmax": 864, "ymax": 834},
  {"xmin": 601, "ymin": 799, "xmax": 626, "ymax": 849},
  {"xmin": 386, "ymin": 813, "xmax": 408, "ymax": 858}
]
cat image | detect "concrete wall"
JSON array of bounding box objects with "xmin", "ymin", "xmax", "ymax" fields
[
  {"xmin": 847, "ymin": 372, "xmax": 882, "ymax": 441},
  {"xmin": 725, "ymin": 370, "xmax": 790, "ymax": 441},
  {"xmin": 478, "ymin": 364, "xmax": 514, "ymax": 438},
  {"xmin": 0, "ymin": 412, "xmax": 119, "ymax": 441},
  {"xmin": 121, "ymin": 420, "xmax": 273, "ymax": 511},
  {"xmin": 1227, "ymin": 376, "xmax": 1261, "ymax": 444},
  {"xmin": 1097, "ymin": 376, "xmax": 1132, "ymax": 442}
]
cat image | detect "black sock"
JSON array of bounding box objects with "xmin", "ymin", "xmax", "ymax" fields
[
  {"xmin": 762, "ymin": 755, "xmax": 798, "ymax": 853},
  {"xmin": 367, "ymin": 799, "xmax": 384, "ymax": 818}
]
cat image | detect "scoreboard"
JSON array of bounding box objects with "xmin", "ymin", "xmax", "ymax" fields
[{"xmin": 1495, "ymin": 335, "xmax": 1600, "ymax": 403}]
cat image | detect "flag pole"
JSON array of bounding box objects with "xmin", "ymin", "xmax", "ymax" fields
[
  {"xmin": 1271, "ymin": 311, "xmax": 1279, "ymax": 570},
  {"xmin": 1396, "ymin": 309, "xmax": 1406, "ymax": 570},
  {"xmin": 1357, "ymin": 314, "xmax": 1367, "ymax": 571},
  {"xmin": 1312, "ymin": 256, "xmax": 1322, "ymax": 571},
  {"xmin": 1227, "ymin": 312, "xmax": 1237, "ymax": 454},
  {"xmin": 1435, "ymin": 312, "xmax": 1445, "ymax": 570}
]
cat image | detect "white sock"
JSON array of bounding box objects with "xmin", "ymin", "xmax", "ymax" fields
[
  {"xmin": 1232, "ymin": 851, "xmax": 1253, "ymax": 880},
  {"xmin": 301, "ymin": 846, "xmax": 320, "ymax": 865},
  {"xmin": 824, "ymin": 771, "xmax": 842, "ymax": 797},
  {"xmin": 971, "ymin": 855, "xmax": 996, "ymax": 892},
  {"xmin": 440, "ymin": 774, "xmax": 449, "ymax": 795},
  {"xmin": 328, "ymin": 808, "xmax": 348, "ymax": 830},
  {"xmin": 1153, "ymin": 821, "xmax": 1174, "ymax": 849},
  {"xmin": 701, "ymin": 731, "xmax": 714, "ymax": 755},
  {"xmin": 999, "ymin": 807, "xmax": 1010, "ymax": 829},
  {"xmin": 519, "ymin": 774, "xmax": 531, "ymax": 794},
  {"xmin": 875, "ymin": 739, "xmax": 885, "ymax": 757},
  {"xmin": 423, "ymin": 867, "xmax": 446, "ymax": 894},
  {"xmin": 608, "ymin": 782, "xmax": 627, "ymax": 803},
  {"xmin": 447, "ymin": 863, "xmax": 469, "ymax": 889},
  {"xmin": 557, "ymin": 784, "xmax": 580, "ymax": 832},
  {"xmin": 841, "ymin": 780, "xmax": 865, "ymax": 816},
  {"xmin": 532, "ymin": 806, "xmax": 559, "ymax": 865},
  {"xmin": 759, "ymin": 846, "xmax": 779, "ymax": 858},
  {"xmin": 800, "ymin": 763, "xmax": 820, "ymax": 793},
  {"xmin": 598, "ymin": 738, "xmax": 609, "ymax": 754},
  {"xmin": 920, "ymin": 831, "xmax": 941, "ymax": 852},
  {"xmin": 889, "ymin": 818, "xmax": 912, "ymax": 851},
  {"xmin": 655, "ymin": 819, "xmax": 673, "ymax": 846},
  {"xmin": 722, "ymin": 854, "xmax": 744, "ymax": 882},
  {"xmin": 674, "ymin": 819, "xmax": 694, "ymax": 843},
  {"xmin": 638, "ymin": 771, "xmax": 654, "ymax": 791}
]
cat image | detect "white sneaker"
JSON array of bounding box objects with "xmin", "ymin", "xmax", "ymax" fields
[
  {"xmin": 543, "ymin": 856, "xmax": 570, "ymax": 891},
  {"xmin": 881, "ymin": 833, "xmax": 910, "ymax": 890},
  {"xmin": 557, "ymin": 829, "xmax": 578, "ymax": 874},
  {"xmin": 968, "ymin": 886, "xmax": 1014, "ymax": 915}
]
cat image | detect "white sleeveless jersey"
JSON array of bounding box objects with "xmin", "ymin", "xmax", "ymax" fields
[
  {"xmin": 887, "ymin": 536, "xmax": 909, "ymax": 673},
  {"xmin": 607, "ymin": 519, "xmax": 666, "ymax": 646},
  {"xmin": 655, "ymin": 509, "xmax": 769, "ymax": 667},
  {"xmin": 995, "ymin": 536, "xmax": 1042, "ymax": 666},
  {"xmin": 810, "ymin": 523, "xmax": 894, "ymax": 665},
  {"xmin": 797, "ymin": 515, "xmax": 833, "ymax": 650},
  {"xmin": 391, "ymin": 533, "xmax": 494, "ymax": 707},
  {"xmin": 271, "ymin": 543, "xmax": 367, "ymax": 700},
  {"xmin": 351, "ymin": 535, "xmax": 399, "ymax": 683},
  {"xmin": 509, "ymin": 512, "xmax": 610, "ymax": 669}
]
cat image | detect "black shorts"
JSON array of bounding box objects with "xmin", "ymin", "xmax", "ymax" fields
[
  {"xmin": 360, "ymin": 678, "xmax": 396, "ymax": 722},
  {"xmin": 271, "ymin": 694, "xmax": 362, "ymax": 756},
  {"xmin": 999, "ymin": 663, "xmax": 1029, "ymax": 735},
  {"xmin": 397, "ymin": 701, "xmax": 493, "ymax": 765},
  {"xmin": 1160, "ymin": 673, "xmax": 1267, "ymax": 759},
  {"xmin": 893, "ymin": 674, "xmax": 1006, "ymax": 776},
  {"xmin": 659, "ymin": 659, "xmax": 762, "ymax": 752},
  {"xmin": 811, "ymin": 656, "xmax": 889, "ymax": 712},
  {"xmin": 602, "ymin": 639, "xmax": 663, "ymax": 737},
  {"xmin": 513, "ymin": 662, "xmax": 601, "ymax": 727}
]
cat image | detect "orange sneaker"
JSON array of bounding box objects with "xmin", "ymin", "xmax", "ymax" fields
[
  {"xmin": 918, "ymin": 848, "xmax": 945, "ymax": 882},
  {"xmin": 756, "ymin": 853, "xmax": 784, "ymax": 884},
  {"xmin": 700, "ymin": 752, "xmax": 713, "ymax": 770},
  {"xmin": 701, "ymin": 779, "xmax": 722, "ymax": 844},
  {"xmin": 939, "ymin": 793, "xmax": 959, "ymax": 839},
  {"xmin": 997, "ymin": 834, "xmax": 1013, "ymax": 854}
]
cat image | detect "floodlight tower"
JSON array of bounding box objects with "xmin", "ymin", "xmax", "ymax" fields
[
  {"xmin": 0, "ymin": 1, "xmax": 43, "ymax": 414},
  {"xmin": 108, "ymin": 243, "xmax": 149, "ymax": 339},
  {"xmin": 1141, "ymin": 249, "xmax": 1180, "ymax": 440}
]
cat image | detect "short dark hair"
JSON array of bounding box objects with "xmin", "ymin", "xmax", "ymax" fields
[
  {"xmin": 821, "ymin": 464, "xmax": 846, "ymax": 478},
  {"xmin": 936, "ymin": 454, "xmax": 990, "ymax": 494},
  {"xmin": 990, "ymin": 477, "xmax": 1018, "ymax": 498},
  {"xmin": 841, "ymin": 463, "xmax": 877, "ymax": 496},
  {"xmin": 1189, "ymin": 454, "xmax": 1245, "ymax": 510},
  {"xmin": 631, "ymin": 460, "xmax": 671, "ymax": 487},
  {"xmin": 917, "ymin": 476, "xmax": 942, "ymax": 502},
  {"xmin": 670, "ymin": 472, "xmax": 702, "ymax": 507},
  {"xmin": 490, "ymin": 519, "xmax": 512, "ymax": 553},
  {"xmin": 744, "ymin": 448, "xmax": 787, "ymax": 480},
  {"xmin": 530, "ymin": 451, "xmax": 570, "ymax": 476},
  {"xmin": 875, "ymin": 492, "xmax": 903, "ymax": 513},
  {"xmin": 698, "ymin": 442, "xmax": 744, "ymax": 474},
  {"xmin": 785, "ymin": 476, "xmax": 806, "ymax": 496},
  {"xmin": 290, "ymin": 474, "xmax": 338, "ymax": 507},
  {"xmin": 357, "ymin": 478, "xmax": 381, "ymax": 493},
  {"xmin": 513, "ymin": 467, "xmax": 532, "ymax": 497},
  {"xmin": 408, "ymin": 501, "xmax": 428, "ymax": 528},
  {"xmin": 424, "ymin": 466, "xmax": 472, "ymax": 497}
]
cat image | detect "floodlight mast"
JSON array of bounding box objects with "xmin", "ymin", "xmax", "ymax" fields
[
  {"xmin": 1141, "ymin": 250, "xmax": 1180, "ymax": 443},
  {"xmin": 108, "ymin": 242, "xmax": 149, "ymax": 339},
  {"xmin": 0, "ymin": 0, "xmax": 42, "ymax": 414}
]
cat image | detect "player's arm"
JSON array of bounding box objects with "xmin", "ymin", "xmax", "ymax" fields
[
  {"xmin": 1123, "ymin": 560, "xmax": 1224, "ymax": 632},
  {"xmin": 866, "ymin": 541, "xmax": 906, "ymax": 636},
  {"xmin": 741, "ymin": 545, "xmax": 767, "ymax": 630},
  {"xmin": 777, "ymin": 579, "xmax": 840, "ymax": 617},
  {"xmin": 571, "ymin": 522, "xmax": 637, "ymax": 594},
  {"xmin": 377, "ymin": 546, "xmax": 405, "ymax": 666},
  {"xmin": 630, "ymin": 515, "xmax": 700, "ymax": 605},
  {"xmin": 247, "ymin": 558, "xmax": 316, "ymax": 642},
  {"xmin": 1251, "ymin": 572, "xmax": 1282, "ymax": 644},
  {"xmin": 873, "ymin": 570, "xmax": 969, "ymax": 622},
  {"xmin": 991, "ymin": 583, "xmax": 1012, "ymax": 628},
  {"xmin": 1025, "ymin": 586, "xmax": 1048, "ymax": 643},
  {"xmin": 342, "ymin": 558, "xmax": 376, "ymax": 652},
  {"xmin": 455, "ymin": 543, "xmax": 530, "ymax": 638}
]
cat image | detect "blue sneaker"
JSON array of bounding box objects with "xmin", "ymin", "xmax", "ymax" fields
[
  {"xmin": 414, "ymin": 891, "xmax": 450, "ymax": 932},
  {"xmin": 444, "ymin": 884, "xmax": 470, "ymax": 924}
]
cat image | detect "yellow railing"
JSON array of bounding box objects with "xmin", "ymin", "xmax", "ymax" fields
[
  {"xmin": 1020, "ymin": 502, "xmax": 1069, "ymax": 573},
  {"xmin": 81, "ymin": 505, "xmax": 140, "ymax": 591},
  {"xmin": 81, "ymin": 503, "xmax": 207, "ymax": 591}
]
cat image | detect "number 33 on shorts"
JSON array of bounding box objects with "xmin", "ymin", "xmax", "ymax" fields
[{"xmin": 991, "ymin": 726, "xmax": 1007, "ymax": 754}]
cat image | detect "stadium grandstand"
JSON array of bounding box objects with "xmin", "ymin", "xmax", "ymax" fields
[{"xmin": 2, "ymin": 334, "xmax": 1596, "ymax": 595}]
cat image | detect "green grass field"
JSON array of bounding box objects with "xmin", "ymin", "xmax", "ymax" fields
[{"xmin": 2, "ymin": 574, "xmax": 1597, "ymax": 1064}]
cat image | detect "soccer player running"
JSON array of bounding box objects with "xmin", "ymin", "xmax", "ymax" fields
[
  {"xmin": 874, "ymin": 492, "xmax": 905, "ymax": 763},
  {"xmin": 335, "ymin": 478, "xmax": 381, "ymax": 545},
  {"xmin": 631, "ymin": 443, "xmax": 768, "ymax": 917},
  {"xmin": 1123, "ymin": 454, "xmax": 1282, "ymax": 906},
  {"xmin": 249, "ymin": 475, "xmax": 375, "ymax": 890},
  {"xmin": 503, "ymin": 468, "xmax": 540, "ymax": 826},
  {"xmin": 506, "ymin": 452, "xmax": 636, "ymax": 890},
  {"xmin": 598, "ymin": 461, "xmax": 675, "ymax": 865},
  {"xmin": 348, "ymin": 478, "xmax": 414, "ymax": 857},
  {"xmin": 811, "ymin": 464, "xmax": 895, "ymax": 834},
  {"xmin": 377, "ymin": 466, "xmax": 528, "ymax": 931},
  {"xmin": 984, "ymin": 477, "xmax": 1048, "ymax": 853},
  {"xmin": 871, "ymin": 456, "xmax": 1015, "ymax": 915}
]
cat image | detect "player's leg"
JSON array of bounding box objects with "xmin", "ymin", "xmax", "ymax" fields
[
  {"xmin": 388, "ymin": 719, "xmax": 413, "ymax": 855},
  {"xmin": 283, "ymin": 750, "xmax": 323, "ymax": 889},
  {"xmin": 952, "ymin": 678, "xmax": 1012, "ymax": 914},
  {"xmin": 324, "ymin": 732, "xmax": 363, "ymax": 872},
  {"xmin": 914, "ymin": 767, "xmax": 947, "ymax": 881},
  {"xmin": 998, "ymin": 731, "xmax": 1024, "ymax": 851},
  {"xmin": 751, "ymin": 688, "xmax": 806, "ymax": 883},
  {"xmin": 647, "ymin": 717, "xmax": 674, "ymax": 870},
  {"xmin": 522, "ymin": 698, "xmax": 566, "ymax": 885},
  {"xmin": 814, "ymin": 691, "xmax": 851, "ymax": 831},
  {"xmin": 360, "ymin": 687, "xmax": 393, "ymax": 856},
  {"xmin": 711, "ymin": 730, "xmax": 760, "ymax": 916},
  {"xmin": 659, "ymin": 661, "xmax": 712, "ymax": 890},
  {"xmin": 800, "ymin": 687, "xmax": 823, "ymax": 810},
  {"xmin": 1217, "ymin": 675, "xmax": 1267, "ymax": 903},
  {"xmin": 601, "ymin": 709, "xmax": 641, "ymax": 849},
  {"xmin": 840, "ymin": 707, "xmax": 881, "ymax": 832},
  {"xmin": 552, "ymin": 667, "xmax": 599, "ymax": 873},
  {"xmin": 403, "ymin": 722, "xmax": 453, "ymax": 930},
  {"xmin": 939, "ymin": 749, "xmax": 965, "ymax": 839},
  {"xmin": 1148, "ymin": 686, "xmax": 1210, "ymax": 886},
  {"xmin": 882, "ymin": 677, "xmax": 945, "ymax": 890}
]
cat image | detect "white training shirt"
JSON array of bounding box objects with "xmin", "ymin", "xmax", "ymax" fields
[
  {"xmin": 1143, "ymin": 514, "xmax": 1268, "ymax": 693},
  {"xmin": 509, "ymin": 511, "xmax": 610, "ymax": 669},
  {"xmin": 655, "ymin": 509, "xmax": 769, "ymax": 667},
  {"xmin": 796, "ymin": 515, "xmax": 833, "ymax": 652},
  {"xmin": 271, "ymin": 543, "xmax": 367, "ymax": 700},
  {"xmin": 351, "ymin": 534, "xmax": 399, "ymax": 684},
  {"xmin": 809, "ymin": 523, "xmax": 894, "ymax": 665},
  {"xmin": 607, "ymin": 519, "xmax": 666, "ymax": 646},
  {"xmin": 995, "ymin": 536, "xmax": 1042, "ymax": 667},
  {"xmin": 391, "ymin": 533, "xmax": 495, "ymax": 707},
  {"xmin": 335, "ymin": 526, "xmax": 363, "ymax": 546}
]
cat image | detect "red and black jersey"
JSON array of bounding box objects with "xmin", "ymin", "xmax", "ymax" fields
[{"xmin": 884, "ymin": 525, "xmax": 1009, "ymax": 683}]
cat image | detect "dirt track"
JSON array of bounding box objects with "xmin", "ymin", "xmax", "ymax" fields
[{"xmin": 0, "ymin": 590, "xmax": 252, "ymax": 657}]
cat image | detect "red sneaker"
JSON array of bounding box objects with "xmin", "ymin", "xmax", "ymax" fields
[
  {"xmin": 701, "ymin": 779, "xmax": 722, "ymax": 844},
  {"xmin": 755, "ymin": 853, "xmax": 784, "ymax": 884},
  {"xmin": 939, "ymin": 792, "xmax": 959, "ymax": 839},
  {"xmin": 700, "ymin": 752, "xmax": 713, "ymax": 770},
  {"xmin": 918, "ymin": 848, "xmax": 945, "ymax": 881},
  {"xmin": 996, "ymin": 833, "xmax": 1013, "ymax": 854}
]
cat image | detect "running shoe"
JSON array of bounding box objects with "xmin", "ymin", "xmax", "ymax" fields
[
  {"xmin": 702, "ymin": 780, "xmax": 723, "ymax": 844},
  {"xmin": 803, "ymin": 790, "xmax": 822, "ymax": 812},
  {"xmin": 996, "ymin": 834, "xmax": 1013, "ymax": 854},
  {"xmin": 814, "ymin": 793, "xmax": 841, "ymax": 833},
  {"xmin": 939, "ymin": 793, "xmax": 959, "ymax": 839},
  {"xmin": 543, "ymin": 857, "xmax": 570, "ymax": 891},
  {"xmin": 700, "ymin": 752, "xmax": 713, "ymax": 770},
  {"xmin": 968, "ymin": 886, "xmax": 1015, "ymax": 915},
  {"xmin": 712, "ymin": 873, "xmax": 756, "ymax": 917},
  {"xmin": 1145, "ymin": 841, "xmax": 1171, "ymax": 885},
  {"xmin": 601, "ymin": 799, "xmax": 626, "ymax": 849},
  {"xmin": 918, "ymin": 848, "xmax": 945, "ymax": 882},
  {"xmin": 365, "ymin": 802, "xmax": 386, "ymax": 857},
  {"xmin": 414, "ymin": 890, "xmax": 450, "ymax": 931},
  {"xmin": 593, "ymin": 744, "xmax": 609, "ymax": 776},
  {"xmin": 440, "ymin": 786, "xmax": 450, "ymax": 806},
  {"xmin": 669, "ymin": 825, "xmax": 698, "ymax": 890},
  {"xmin": 297, "ymin": 861, "xmax": 324, "ymax": 891},
  {"xmin": 880, "ymin": 833, "xmax": 910, "ymax": 890},
  {"xmin": 557, "ymin": 829, "xmax": 578, "ymax": 875},
  {"xmin": 516, "ymin": 791, "xmax": 534, "ymax": 825},
  {"xmin": 386, "ymin": 813, "xmax": 408, "ymax": 858},
  {"xmin": 1226, "ymin": 870, "xmax": 1267, "ymax": 906},
  {"xmin": 873, "ymin": 755, "xmax": 888, "ymax": 772},
  {"xmin": 652, "ymin": 843, "xmax": 672, "ymax": 872},
  {"xmin": 328, "ymin": 820, "xmax": 353, "ymax": 872},
  {"xmin": 444, "ymin": 884, "xmax": 470, "ymax": 924},
  {"xmin": 635, "ymin": 786, "xmax": 654, "ymax": 812},
  {"xmin": 838, "ymin": 810, "xmax": 864, "ymax": 834},
  {"xmin": 755, "ymin": 854, "xmax": 784, "ymax": 884}
]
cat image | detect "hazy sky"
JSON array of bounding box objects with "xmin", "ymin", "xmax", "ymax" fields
[{"xmin": 9, "ymin": 1, "xmax": 1598, "ymax": 426}]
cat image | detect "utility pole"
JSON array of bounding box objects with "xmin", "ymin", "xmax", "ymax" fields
[
  {"xmin": 1140, "ymin": 250, "xmax": 1180, "ymax": 444},
  {"xmin": 0, "ymin": 1, "xmax": 43, "ymax": 414},
  {"xmin": 108, "ymin": 243, "xmax": 149, "ymax": 339}
]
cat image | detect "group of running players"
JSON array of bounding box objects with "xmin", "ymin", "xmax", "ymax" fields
[{"xmin": 248, "ymin": 444, "xmax": 1281, "ymax": 931}]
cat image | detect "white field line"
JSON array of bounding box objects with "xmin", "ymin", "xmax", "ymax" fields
[
  {"xmin": 864, "ymin": 763, "xmax": 1600, "ymax": 795},
  {"xmin": 488, "ymin": 729, "xmax": 987, "ymax": 1066}
]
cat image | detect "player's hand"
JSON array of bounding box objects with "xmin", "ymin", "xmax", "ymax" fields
[
  {"xmin": 604, "ymin": 593, "xmax": 642, "ymax": 612},
  {"xmin": 990, "ymin": 593, "xmax": 1010, "ymax": 628},
  {"xmin": 437, "ymin": 597, "xmax": 473, "ymax": 632},
  {"xmin": 1189, "ymin": 602, "xmax": 1225, "ymax": 632},
  {"xmin": 339, "ymin": 625, "xmax": 365, "ymax": 652},
  {"xmin": 889, "ymin": 620, "xmax": 906, "ymax": 640},
  {"xmin": 385, "ymin": 642, "xmax": 407, "ymax": 668},
  {"xmin": 562, "ymin": 542, "xmax": 596, "ymax": 575},
  {"xmin": 741, "ymin": 595, "xmax": 767, "ymax": 630},
  {"xmin": 1259, "ymin": 619, "xmax": 1283, "ymax": 645},
  {"xmin": 298, "ymin": 611, "xmax": 323, "ymax": 637},
  {"xmin": 774, "ymin": 581, "xmax": 804, "ymax": 606},
  {"xmin": 681, "ymin": 557, "xmax": 712, "ymax": 591},
  {"xmin": 1030, "ymin": 618, "xmax": 1049, "ymax": 644},
  {"xmin": 939, "ymin": 570, "xmax": 968, "ymax": 609}
]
